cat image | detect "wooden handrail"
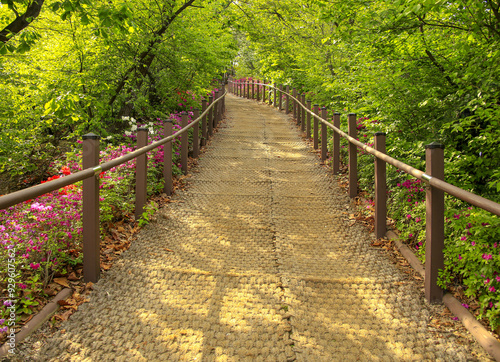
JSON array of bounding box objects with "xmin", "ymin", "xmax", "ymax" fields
[
  {"xmin": 232, "ymin": 79, "xmax": 500, "ymax": 216},
  {"xmin": 0, "ymin": 89, "xmax": 227, "ymax": 211},
  {"xmin": 0, "ymin": 88, "xmax": 227, "ymax": 283},
  {"xmin": 229, "ymin": 77, "xmax": 499, "ymax": 305}
]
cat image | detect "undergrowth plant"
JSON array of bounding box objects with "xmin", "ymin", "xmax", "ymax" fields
[{"xmin": 0, "ymin": 103, "xmax": 205, "ymax": 335}]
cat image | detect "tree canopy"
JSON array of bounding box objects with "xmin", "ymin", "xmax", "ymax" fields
[
  {"xmin": 230, "ymin": 0, "xmax": 500, "ymax": 197},
  {"xmin": 0, "ymin": 0, "xmax": 237, "ymax": 185}
]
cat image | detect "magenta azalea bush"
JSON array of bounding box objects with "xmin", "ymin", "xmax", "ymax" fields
[
  {"xmin": 349, "ymin": 115, "xmax": 500, "ymax": 330},
  {"xmin": 0, "ymin": 106, "xmax": 205, "ymax": 333}
]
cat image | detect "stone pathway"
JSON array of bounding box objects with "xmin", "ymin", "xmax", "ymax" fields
[{"xmin": 38, "ymin": 93, "xmax": 475, "ymax": 361}]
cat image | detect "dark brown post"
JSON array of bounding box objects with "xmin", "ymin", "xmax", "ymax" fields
[
  {"xmin": 425, "ymin": 142, "xmax": 445, "ymax": 303},
  {"xmin": 268, "ymin": 82, "xmax": 273, "ymax": 106},
  {"xmin": 181, "ymin": 112, "xmax": 188, "ymax": 175},
  {"xmin": 279, "ymin": 84, "xmax": 283, "ymax": 111},
  {"xmin": 135, "ymin": 128, "xmax": 148, "ymax": 221},
  {"xmin": 302, "ymin": 100, "xmax": 312, "ymax": 135},
  {"xmin": 257, "ymin": 79, "xmax": 260, "ymax": 101},
  {"xmin": 208, "ymin": 95, "xmax": 214, "ymax": 137},
  {"xmin": 251, "ymin": 80, "xmax": 255, "ymax": 99},
  {"xmin": 333, "ymin": 113, "xmax": 341, "ymax": 174},
  {"xmin": 222, "ymin": 87, "xmax": 226, "ymax": 114},
  {"xmin": 201, "ymin": 100, "xmax": 207, "ymax": 146},
  {"xmin": 297, "ymin": 91, "xmax": 301, "ymax": 126},
  {"xmin": 273, "ymin": 83, "xmax": 277, "ymax": 107},
  {"xmin": 193, "ymin": 109, "xmax": 200, "ymax": 158},
  {"xmin": 214, "ymin": 90, "xmax": 219, "ymax": 129},
  {"xmin": 293, "ymin": 88, "xmax": 297, "ymax": 120},
  {"xmin": 217, "ymin": 89, "xmax": 222, "ymax": 128},
  {"xmin": 163, "ymin": 120, "xmax": 173, "ymax": 196},
  {"xmin": 213, "ymin": 91, "xmax": 219, "ymax": 129},
  {"xmin": 285, "ymin": 85, "xmax": 290, "ymax": 114},
  {"xmin": 321, "ymin": 107, "xmax": 327, "ymax": 161},
  {"xmin": 82, "ymin": 133, "xmax": 100, "ymax": 283},
  {"xmin": 263, "ymin": 80, "xmax": 267, "ymax": 103},
  {"xmin": 246, "ymin": 80, "xmax": 250, "ymax": 99},
  {"xmin": 314, "ymin": 106, "xmax": 320, "ymax": 149},
  {"xmin": 348, "ymin": 113, "xmax": 357, "ymax": 198},
  {"xmin": 309, "ymin": 103, "xmax": 316, "ymax": 137},
  {"xmin": 301, "ymin": 94, "xmax": 306, "ymax": 131},
  {"xmin": 374, "ymin": 132, "xmax": 387, "ymax": 238}
]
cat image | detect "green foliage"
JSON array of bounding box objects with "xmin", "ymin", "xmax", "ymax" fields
[
  {"xmin": 439, "ymin": 208, "xmax": 500, "ymax": 330},
  {"xmin": 0, "ymin": 0, "xmax": 237, "ymax": 186},
  {"xmin": 230, "ymin": 0, "xmax": 500, "ymax": 330},
  {"xmin": 138, "ymin": 201, "xmax": 159, "ymax": 227}
]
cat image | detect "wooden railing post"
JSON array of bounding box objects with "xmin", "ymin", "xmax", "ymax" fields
[
  {"xmin": 348, "ymin": 113, "xmax": 358, "ymax": 198},
  {"xmin": 333, "ymin": 113, "xmax": 341, "ymax": 174},
  {"xmin": 293, "ymin": 88, "xmax": 297, "ymax": 120},
  {"xmin": 208, "ymin": 95, "xmax": 214, "ymax": 138},
  {"xmin": 181, "ymin": 112, "xmax": 188, "ymax": 175},
  {"xmin": 251, "ymin": 80, "xmax": 255, "ymax": 100},
  {"xmin": 279, "ymin": 84, "xmax": 283, "ymax": 111},
  {"xmin": 135, "ymin": 127, "xmax": 148, "ymax": 220},
  {"xmin": 285, "ymin": 85, "xmax": 290, "ymax": 114},
  {"xmin": 374, "ymin": 132, "xmax": 387, "ymax": 239},
  {"xmin": 321, "ymin": 107, "xmax": 327, "ymax": 161},
  {"xmin": 257, "ymin": 79, "xmax": 260, "ymax": 101},
  {"xmin": 262, "ymin": 79, "xmax": 267, "ymax": 103},
  {"xmin": 201, "ymin": 99, "xmax": 207, "ymax": 146},
  {"xmin": 297, "ymin": 91, "xmax": 302, "ymax": 127},
  {"xmin": 310, "ymin": 103, "xmax": 317, "ymax": 137},
  {"xmin": 217, "ymin": 89, "xmax": 222, "ymax": 127},
  {"xmin": 214, "ymin": 90, "xmax": 219, "ymax": 129},
  {"xmin": 301, "ymin": 94, "xmax": 306, "ymax": 132},
  {"xmin": 269, "ymin": 82, "xmax": 273, "ymax": 106},
  {"xmin": 314, "ymin": 106, "xmax": 320, "ymax": 149},
  {"xmin": 273, "ymin": 83, "xmax": 277, "ymax": 107},
  {"xmin": 222, "ymin": 87, "xmax": 226, "ymax": 114},
  {"xmin": 193, "ymin": 108, "xmax": 200, "ymax": 159},
  {"xmin": 246, "ymin": 80, "xmax": 250, "ymax": 99},
  {"xmin": 213, "ymin": 91, "xmax": 219, "ymax": 129},
  {"xmin": 163, "ymin": 120, "xmax": 173, "ymax": 196},
  {"xmin": 82, "ymin": 133, "xmax": 100, "ymax": 283},
  {"xmin": 425, "ymin": 142, "xmax": 445, "ymax": 303}
]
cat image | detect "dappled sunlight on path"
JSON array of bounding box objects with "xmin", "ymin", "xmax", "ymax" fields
[{"xmin": 38, "ymin": 94, "xmax": 474, "ymax": 361}]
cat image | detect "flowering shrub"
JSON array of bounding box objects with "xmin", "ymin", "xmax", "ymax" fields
[
  {"xmin": 388, "ymin": 178, "xmax": 427, "ymax": 257},
  {"xmin": 439, "ymin": 207, "xmax": 500, "ymax": 330},
  {"xmin": 0, "ymin": 106, "xmax": 202, "ymax": 334},
  {"xmin": 349, "ymin": 115, "xmax": 500, "ymax": 330}
]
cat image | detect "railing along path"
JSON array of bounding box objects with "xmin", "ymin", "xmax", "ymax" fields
[
  {"xmin": 0, "ymin": 88, "xmax": 227, "ymax": 283},
  {"xmin": 228, "ymin": 77, "xmax": 500, "ymax": 303}
]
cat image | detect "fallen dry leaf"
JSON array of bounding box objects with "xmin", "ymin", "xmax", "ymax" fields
[
  {"xmin": 53, "ymin": 277, "xmax": 70, "ymax": 288},
  {"xmin": 54, "ymin": 310, "xmax": 73, "ymax": 322}
]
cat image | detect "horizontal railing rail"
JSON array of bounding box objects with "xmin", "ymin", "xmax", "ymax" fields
[
  {"xmin": 229, "ymin": 77, "xmax": 500, "ymax": 304},
  {"xmin": 0, "ymin": 88, "xmax": 227, "ymax": 283}
]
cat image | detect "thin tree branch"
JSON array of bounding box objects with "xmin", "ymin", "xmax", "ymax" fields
[{"xmin": 0, "ymin": 0, "xmax": 45, "ymax": 43}]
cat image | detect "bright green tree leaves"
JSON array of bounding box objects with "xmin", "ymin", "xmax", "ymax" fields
[
  {"xmin": 0, "ymin": 0, "xmax": 237, "ymax": 186},
  {"xmin": 231, "ymin": 0, "xmax": 500, "ymax": 198}
]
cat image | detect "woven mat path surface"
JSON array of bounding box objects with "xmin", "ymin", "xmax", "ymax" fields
[{"xmin": 40, "ymin": 94, "xmax": 473, "ymax": 361}]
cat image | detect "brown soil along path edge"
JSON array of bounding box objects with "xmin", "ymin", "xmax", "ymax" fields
[{"xmin": 34, "ymin": 94, "xmax": 481, "ymax": 361}]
